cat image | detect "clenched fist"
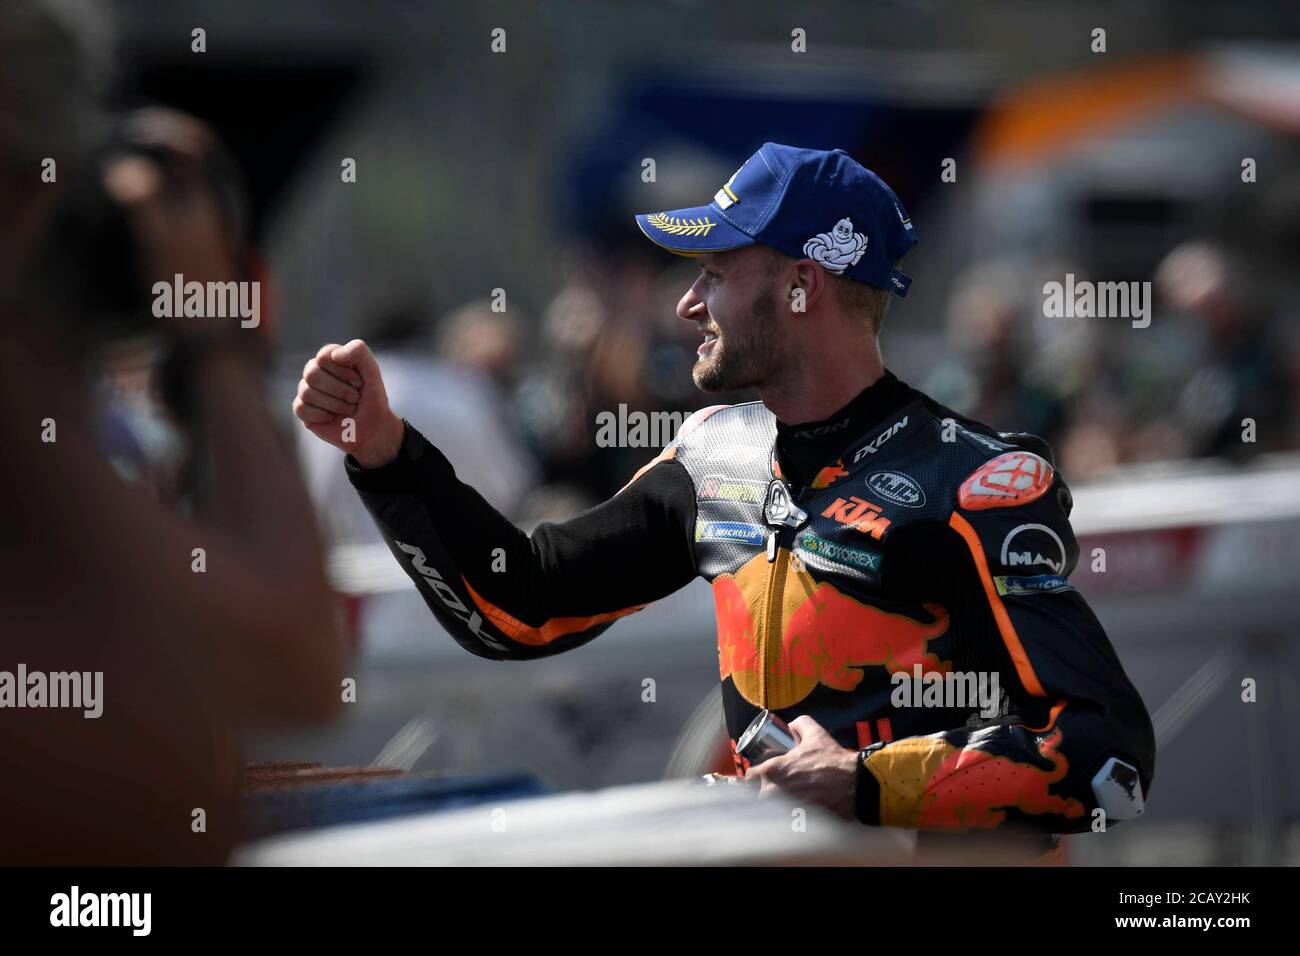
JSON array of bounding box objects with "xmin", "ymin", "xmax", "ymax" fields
[{"xmin": 293, "ymin": 339, "xmax": 405, "ymax": 468}]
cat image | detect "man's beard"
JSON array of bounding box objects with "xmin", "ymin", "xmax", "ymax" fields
[{"xmin": 693, "ymin": 284, "xmax": 782, "ymax": 392}]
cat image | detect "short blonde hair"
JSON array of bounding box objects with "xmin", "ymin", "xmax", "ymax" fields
[
  {"xmin": 834, "ymin": 259, "xmax": 900, "ymax": 335},
  {"xmin": 759, "ymin": 246, "xmax": 899, "ymax": 334}
]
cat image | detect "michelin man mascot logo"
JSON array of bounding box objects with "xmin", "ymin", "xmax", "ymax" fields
[{"xmin": 802, "ymin": 218, "xmax": 868, "ymax": 274}]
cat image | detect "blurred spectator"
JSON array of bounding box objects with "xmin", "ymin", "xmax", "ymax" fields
[
  {"xmin": 923, "ymin": 260, "xmax": 1069, "ymax": 447},
  {"xmin": 1153, "ymin": 241, "xmax": 1292, "ymax": 460},
  {"xmin": 513, "ymin": 251, "xmax": 751, "ymax": 505},
  {"xmin": 435, "ymin": 298, "xmax": 525, "ymax": 392},
  {"xmin": 1, "ymin": 3, "xmax": 343, "ymax": 863},
  {"xmin": 513, "ymin": 270, "xmax": 609, "ymax": 499},
  {"xmin": 928, "ymin": 243, "xmax": 1297, "ymax": 479}
]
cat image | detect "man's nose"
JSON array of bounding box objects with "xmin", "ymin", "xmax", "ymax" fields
[{"xmin": 677, "ymin": 282, "xmax": 707, "ymax": 322}]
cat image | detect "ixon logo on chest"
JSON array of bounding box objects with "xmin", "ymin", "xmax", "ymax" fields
[{"xmin": 852, "ymin": 416, "xmax": 908, "ymax": 463}]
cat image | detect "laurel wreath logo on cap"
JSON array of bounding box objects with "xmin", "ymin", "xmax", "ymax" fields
[{"xmin": 646, "ymin": 212, "xmax": 717, "ymax": 237}]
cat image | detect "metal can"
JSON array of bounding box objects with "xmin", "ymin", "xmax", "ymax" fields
[{"xmin": 735, "ymin": 709, "xmax": 796, "ymax": 764}]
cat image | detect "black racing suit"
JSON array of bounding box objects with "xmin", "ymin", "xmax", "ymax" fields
[{"xmin": 346, "ymin": 371, "xmax": 1155, "ymax": 837}]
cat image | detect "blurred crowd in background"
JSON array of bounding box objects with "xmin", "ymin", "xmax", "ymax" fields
[
  {"xmin": 296, "ymin": 227, "xmax": 1300, "ymax": 528},
  {"xmin": 79, "ymin": 3, "xmax": 1300, "ymax": 529},
  {"xmin": 100, "ymin": 205, "xmax": 1300, "ymax": 523},
  {"xmin": 921, "ymin": 240, "xmax": 1297, "ymax": 480}
]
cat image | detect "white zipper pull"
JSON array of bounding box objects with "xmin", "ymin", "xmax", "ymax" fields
[{"xmin": 766, "ymin": 530, "xmax": 778, "ymax": 562}]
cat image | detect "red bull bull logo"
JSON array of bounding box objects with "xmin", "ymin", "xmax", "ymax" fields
[
  {"xmin": 713, "ymin": 551, "xmax": 950, "ymax": 709},
  {"xmin": 865, "ymin": 725, "xmax": 1086, "ymax": 828},
  {"xmin": 810, "ymin": 459, "xmax": 849, "ymax": 490}
]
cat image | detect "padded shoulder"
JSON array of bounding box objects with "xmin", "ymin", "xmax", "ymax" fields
[{"xmin": 997, "ymin": 431, "xmax": 1057, "ymax": 469}]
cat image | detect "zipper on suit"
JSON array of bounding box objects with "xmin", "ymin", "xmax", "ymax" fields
[
  {"xmin": 760, "ymin": 525, "xmax": 794, "ymax": 707},
  {"xmin": 758, "ymin": 455, "xmax": 810, "ymax": 709}
]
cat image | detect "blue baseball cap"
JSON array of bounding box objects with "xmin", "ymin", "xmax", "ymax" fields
[{"xmin": 635, "ymin": 143, "xmax": 918, "ymax": 296}]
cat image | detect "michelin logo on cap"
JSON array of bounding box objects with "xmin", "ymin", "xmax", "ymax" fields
[{"xmin": 802, "ymin": 218, "xmax": 868, "ymax": 275}]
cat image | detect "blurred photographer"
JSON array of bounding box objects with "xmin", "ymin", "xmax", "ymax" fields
[{"xmin": 0, "ymin": 3, "xmax": 343, "ymax": 864}]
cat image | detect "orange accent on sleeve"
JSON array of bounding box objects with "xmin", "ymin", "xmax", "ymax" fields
[
  {"xmin": 460, "ymin": 576, "xmax": 644, "ymax": 647},
  {"xmin": 947, "ymin": 512, "xmax": 1047, "ymax": 698},
  {"xmin": 677, "ymin": 403, "xmax": 730, "ymax": 440},
  {"xmin": 615, "ymin": 445, "xmax": 676, "ymax": 496},
  {"xmin": 1023, "ymin": 700, "xmax": 1068, "ymax": 733}
]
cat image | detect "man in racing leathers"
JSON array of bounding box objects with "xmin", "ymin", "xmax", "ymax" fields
[{"xmin": 293, "ymin": 144, "xmax": 1155, "ymax": 849}]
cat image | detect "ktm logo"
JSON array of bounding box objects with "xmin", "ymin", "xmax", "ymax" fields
[{"xmin": 822, "ymin": 496, "xmax": 892, "ymax": 540}]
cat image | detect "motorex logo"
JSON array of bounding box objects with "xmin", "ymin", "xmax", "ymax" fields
[{"xmin": 795, "ymin": 531, "xmax": 881, "ymax": 576}]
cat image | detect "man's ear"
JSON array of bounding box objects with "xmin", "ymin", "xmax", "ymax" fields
[{"xmin": 787, "ymin": 259, "xmax": 829, "ymax": 314}]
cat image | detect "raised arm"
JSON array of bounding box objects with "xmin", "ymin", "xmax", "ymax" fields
[{"xmin": 295, "ymin": 339, "xmax": 705, "ymax": 660}]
